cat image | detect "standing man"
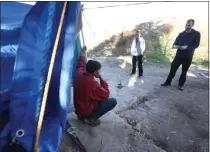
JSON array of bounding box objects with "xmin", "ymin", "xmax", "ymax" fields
[
  {"xmin": 130, "ymin": 30, "xmax": 146, "ymax": 78},
  {"xmin": 74, "ymin": 46, "xmax": 117, "ymax": 127},
  {"xmin": 161, "ymin": 19, "xmax": 201, "ymax": 90}
]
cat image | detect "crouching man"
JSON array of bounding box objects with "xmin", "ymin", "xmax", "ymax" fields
[{"xmin": 73, "ymin": 46, "xmax": 117, "ymax": 126}]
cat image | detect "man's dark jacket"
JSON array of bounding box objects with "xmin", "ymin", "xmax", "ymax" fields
[{"xmin": 173, "ymin": 29, "xmax": 201, "ymax": 58}]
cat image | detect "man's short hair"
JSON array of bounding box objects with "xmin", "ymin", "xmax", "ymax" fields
[
  {"xmin": 86, "ymin": 60, "xmax": 101, "ymax": 74},
  {"xmin": 187, "ymin": 19, "xmax": 195, "ymax": 25}
]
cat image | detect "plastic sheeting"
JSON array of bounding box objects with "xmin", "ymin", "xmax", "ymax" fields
[
  {"xmin": 0, "ymin": 2, "xmax": 82, "ymax": 152},
  {"xmin": 0, "ymin": 2, "xmax": 33, "ymax": 149},
  {"xmin": 0, "ymin": 2, "xmax": 33, "ymax": 114}
]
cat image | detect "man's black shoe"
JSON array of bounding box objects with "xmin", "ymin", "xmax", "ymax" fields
[
  {"xmin": 130, "ymin": 73, "xmax": 135, "ymax": 76},
  {"xmin": 161, "ymin": 83, "xmax": 170, "ymax": 87},
  {"xmin": 139, "ymin": 75, "xmax": 143, "ymax": 79},
  {"xmin": 178, "ymin": 85, "xmax": 184, "ymax": 91}
]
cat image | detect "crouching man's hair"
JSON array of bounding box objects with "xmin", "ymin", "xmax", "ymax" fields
[{"xmin": 86, "ymin": 60, "xmax": 101, "ymax": 74}]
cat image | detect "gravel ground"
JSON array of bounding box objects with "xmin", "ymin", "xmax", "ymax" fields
[{"xmin": 59, "ymin": 57, "xmax": 209, "ymax": 152}]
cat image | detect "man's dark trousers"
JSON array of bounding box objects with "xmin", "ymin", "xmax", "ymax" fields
[
  {"xmin": 89, "ymin": 98, "xmax": 117, "ymax": 120},
  {"xmin": 165, "ymin": 55, "xmax": 192, "ymax": 86},
  {"xmin": 132, "ymin": 55, "xmax": 143, "ymax": 76}
]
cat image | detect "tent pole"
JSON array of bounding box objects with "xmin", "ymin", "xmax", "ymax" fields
[
  {"xmin": 81, "ymin": 5, "xmax": 87, "ymax": 60},
  {"xmin": 81, "ymin": 28, "xmax": 87, "ymax": 60},
  {"xmin": 34, "ymin": 2, "xmax": 67, "ymax": 152}
]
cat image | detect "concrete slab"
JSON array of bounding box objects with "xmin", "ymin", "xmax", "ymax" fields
[{"xmin": 66, "ymin": 112, "xmax": 165, "ymax": 152}]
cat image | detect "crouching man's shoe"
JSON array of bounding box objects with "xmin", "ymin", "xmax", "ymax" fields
[
  {"xmin": 84, "ymin": 118, "xmax": 101, "ymax": 127},
  {"xmin": 77, "ymin": 114, "xmax": 84, "ymax": 121}
]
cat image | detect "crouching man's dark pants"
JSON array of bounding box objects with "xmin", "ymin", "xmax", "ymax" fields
[{"xmin": 89, "ymin": 98, "xmax": 117, "ymax": 120}]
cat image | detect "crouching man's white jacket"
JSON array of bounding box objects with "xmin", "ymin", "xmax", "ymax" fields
[{"xmin": 131, "ymin": 37, "xmax": 146, "ymax": 56}]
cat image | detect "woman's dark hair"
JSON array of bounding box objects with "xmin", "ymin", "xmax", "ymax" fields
[{"xmin": 86, "ymin": 60, "xmax": 101, "ymax": 74}]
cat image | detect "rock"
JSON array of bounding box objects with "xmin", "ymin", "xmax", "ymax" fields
[{"xmin": 169, "ymin": 131, "xmax": 177, "ymax": 134}]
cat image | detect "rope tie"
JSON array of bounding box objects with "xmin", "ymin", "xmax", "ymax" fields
[
  {"xmin": 83, "ymin": 2, "xmax": 151, "ymax": 10},
  {"xmin": 82, "ymin": 13, "xmax": 123, "ymax": 88}
]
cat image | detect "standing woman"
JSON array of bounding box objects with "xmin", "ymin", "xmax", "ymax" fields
[{"xmin": 130, "ymin": 30, "xmax": 146, "ymax": 78}]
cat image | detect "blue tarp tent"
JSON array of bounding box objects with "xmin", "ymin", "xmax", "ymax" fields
[
  {"xmin": 1, "ymin": 2, "xmax": 33, "ymax": 108},
  {"xmin": 0, "ymin": 2, "xmax": 82, "ymax": 151}
]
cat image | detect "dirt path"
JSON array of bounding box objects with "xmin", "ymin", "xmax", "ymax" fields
[
  {"xmin": 59, "ymin": 57, "xmax": 208, "ymax": 152},
  {"xmin": 119, "ymin": 74, "xmax": 209, "ymax": 152}
]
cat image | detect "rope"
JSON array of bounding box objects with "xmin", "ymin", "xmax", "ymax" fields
[
  {"xmin": 82, "ymin": 13, "xmax": 122, "ymax": 84},
  {"xmin": 83, "ymin": 2, "xmax": 151, "ymax": 10},
  {"xmin": 34, "ymin": 2, "xmax": 67, "ymax": 152}
]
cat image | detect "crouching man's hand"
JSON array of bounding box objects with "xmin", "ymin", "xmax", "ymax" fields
[{"xmin": 98, "ymin": 74, "xmax": 103, "ymax": 81}]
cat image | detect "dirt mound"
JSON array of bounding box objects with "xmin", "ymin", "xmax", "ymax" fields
[{"xmin": 88, "ymin": 21, "xmax": 173, "ymax": 64}]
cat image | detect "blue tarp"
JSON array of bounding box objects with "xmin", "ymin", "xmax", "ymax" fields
[
  {"xmin": 0, "ymin": 1, "xmax": 33, "ymax": 111},
  {"xmin": 0, "ymin": 2, "xmax": 82, "ymax": 152}
]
